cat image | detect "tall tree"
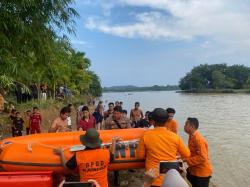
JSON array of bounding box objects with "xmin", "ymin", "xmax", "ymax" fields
[
  {"xmin": 0, "ymin": 1, "xmax": 103, "ymax": 102},
  {"xmin": 179, "ymin": 64, "xmax": 250, "ymax": 90}
]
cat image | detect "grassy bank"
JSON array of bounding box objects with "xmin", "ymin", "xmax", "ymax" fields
[{"xmin": 0, "ymin": 95, "xmax": 92, "ymax": 138}]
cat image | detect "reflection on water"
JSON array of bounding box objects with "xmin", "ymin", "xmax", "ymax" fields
[{"xmin": 102, "ymin": 91, "xmax": 250, "ymax": 187}]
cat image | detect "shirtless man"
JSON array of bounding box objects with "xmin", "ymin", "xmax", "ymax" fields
[
  {"xmin": 49, "ymin": 107, "xmax": 71, "ymax": 133},
  {"xmin": 130, "ymin": 102, "xmax": 143, "ymax": 128}
]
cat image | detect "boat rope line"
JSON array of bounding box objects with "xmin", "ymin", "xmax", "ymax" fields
[
  {"xmin": 1, "ymin": 140, "xmax": 71, "ymax": 152},
  {"xmin": 26, "ymin": 142, "xmax": 71, "ymax": 152},
  {"xmin": 111, "ymin": 159, "xmax": 145, "ymax": 163},
  {"xmin": 1, "ymin": 139, "xmax": 140, "ymax": 152},
  {"xmin": 0, "ymin": 160, "xmax": 62, "ymax": 167},
  {"xmin": 0, "ymin": 159, "xmax": 144, "ymax": 167}
]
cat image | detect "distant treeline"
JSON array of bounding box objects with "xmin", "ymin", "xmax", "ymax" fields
[
  {"xmin": 103, "ymin": 85, "xmax": 179, "ymax": 92},
  {"xmin": 179, "ymin": 64, "xmax": 250, "ymax": 90}
]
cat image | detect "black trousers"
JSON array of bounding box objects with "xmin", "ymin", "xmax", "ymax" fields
[
  {"xmin": 15, "ymin": 130, "xmax": 22, "ymax": 136},
  {"xmin": 11, "ymin": 127, "xmax": 15, "ymax": 137},
  {"xmin": 187, "ymin": 171, "xmax": 211, "ymax": 187},
  {"xmin": 26, "ymin": 127, "xmax": 30, "ymax": 135}
]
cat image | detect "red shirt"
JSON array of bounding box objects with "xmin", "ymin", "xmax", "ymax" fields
[
  {"xmin": 79, "ymin": 115, "xmax": 96, "ymax": 131},
  {"xmin": 30, "ymin": 113, "xmax": 42, "ymax": 126}
]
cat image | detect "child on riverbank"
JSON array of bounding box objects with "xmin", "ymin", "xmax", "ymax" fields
[
  {"xmin": 30, "ymin": 107, "xmax": 42, "ymax": 134},
  {"xmin": 13, "ymin": 112, "xmax": 24, "ymax": 136}
]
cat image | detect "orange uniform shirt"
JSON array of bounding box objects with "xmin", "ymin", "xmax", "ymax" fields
[
  {"xmin": 165, "ymin": 119, "xmax": 178, "ymax": 134},
  {"xmin": 138, "ymin": 127, "xmax": 190, "ymax": 186},
  {"xmin": 76, "ymin": 149, "xmax": 110, "ymax": 187},
  {"xmin": 186, "ymin": 131, "xmax": 212, "ymax": 177}
]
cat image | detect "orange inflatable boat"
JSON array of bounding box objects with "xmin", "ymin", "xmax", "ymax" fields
[{"xmin": 0, "ymin": 128, "xmax": 145, "ymax": 173}]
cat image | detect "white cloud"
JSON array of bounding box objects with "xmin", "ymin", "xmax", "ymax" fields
[
  {"xmin": 86, "ymin": 11, "xmax": 192, "ymax": 40},
  {"xmin": 70, "ymin": 40, "xmax": 94, "ymax": 48},
  {"xmin": 71, "ymin": 40, "xmax": 88, "ymax": 45},
  {"xmin": 84, "ymin": 0, "xmax": 250, "ymax": 46}
]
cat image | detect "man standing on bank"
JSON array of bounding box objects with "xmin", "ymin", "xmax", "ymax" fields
[
  {"xmin": 184, "ymin": 117, "xmax": 212, "ymax": 187},
  {"xmin": 49, "ymin": 107, "xmax": 71, "ymax": 133},
  {"xmin": 104, "ymin": 102, "xmax": 115, "ymax": 120},
  {"xmin": 130, "ymin": 102, "xmax": 144, "ymax": 128}
]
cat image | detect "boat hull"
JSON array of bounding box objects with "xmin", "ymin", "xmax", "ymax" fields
[{"xmin": 0, "ymin": 129, "xmax": 145, "ymax": 173}]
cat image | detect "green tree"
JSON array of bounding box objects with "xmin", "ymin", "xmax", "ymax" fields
[
  {"xmin": 179, "ymin": 64, "xmax": 250, "ymax": 90},
  {"xmin": 211, "ymin": 70, "xmax": 225, "ymax": 89},
  {"xmin": 0, "ymin": 1, "xmax": 102, "ymax": 102},
  {"xmin": 88, "ymin": 71, "xmax": 102, "ymax": 97},
  {"xmin": 225, "ymin": 65, "xmax": 250, "ymax": 89}
]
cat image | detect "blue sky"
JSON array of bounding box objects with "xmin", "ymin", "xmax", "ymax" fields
[{"xmin": 69, "ymin": 0, "xmax": 250, "ymax": 87}]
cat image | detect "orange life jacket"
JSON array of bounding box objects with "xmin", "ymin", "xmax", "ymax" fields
[{"xmin": 76, "ymin": 149, "xmax": 110, "ymax": 187}]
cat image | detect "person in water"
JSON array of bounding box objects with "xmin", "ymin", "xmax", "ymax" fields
[
  {"xmin": 184, "ymin": 117, "xmax": 212, "ymax": 187},
  {"xmin": 54, "ymin": 128, "xmax": 120, "ymax": 187}
]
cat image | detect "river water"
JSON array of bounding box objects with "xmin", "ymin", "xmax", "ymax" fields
[{"xmin": 101, "ymin": 91, "xmax": 250, "ymax": 187}]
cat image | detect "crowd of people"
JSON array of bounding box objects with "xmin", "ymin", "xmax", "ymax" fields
[
  {"xmin": 13, "ymin": 83, "xmax": 71, "ymax": 104},
  {"xmin": 9, "ymin": 107, "xmax": 42, "ymax": 137},
  {"xmin": 8, "ymin": 100, "xmax": 212, "ymax": 187}
]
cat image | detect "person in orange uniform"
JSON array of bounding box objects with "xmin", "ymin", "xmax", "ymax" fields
[
  {"xmin": 54, "ymin": 128, "xmax": 119, "ymax": 187},
  {"xmin": 184, "ymin": 117, "xmax": 212, "ymax": 187},
  {"xmin": 138, "ymin": 108, "xmax": 190, "ymax": 187},
  {"xmin": 165, "ymin": 108, "xmax": 178, "ymax": 134}
]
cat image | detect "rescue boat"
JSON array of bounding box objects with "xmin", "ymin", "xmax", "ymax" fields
[{"xmin": 0, "ymin": 128, "xmax": 145, "ymax": 173}]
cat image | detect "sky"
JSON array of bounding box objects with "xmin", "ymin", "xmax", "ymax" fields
[{"xmin": 69, "ymin": 0, "xmax": 250, "ymax": 87}]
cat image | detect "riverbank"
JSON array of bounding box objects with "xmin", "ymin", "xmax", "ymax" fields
[
  {"xmin": 177, "ymin": 89, "xmax": 250, "ymax": 94},
  {"xmin": 0, "ymin": 97, "xmax": 92, "ymax": 137}
]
